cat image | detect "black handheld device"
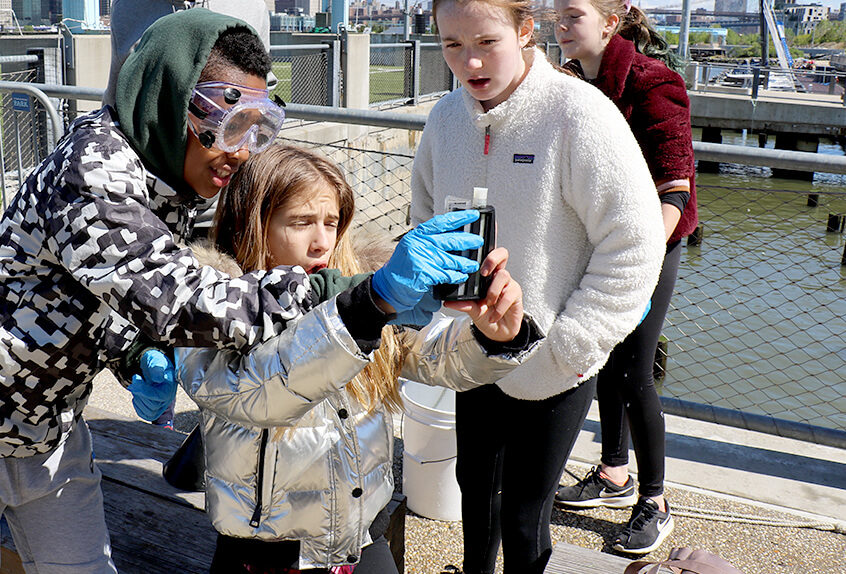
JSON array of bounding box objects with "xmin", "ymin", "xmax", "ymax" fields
[{"xmin": 433, "ymin": 203, "xmax": 496, "ymax": 301}]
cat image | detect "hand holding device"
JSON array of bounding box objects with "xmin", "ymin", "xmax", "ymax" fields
[
  {"xmin": 445, "ymin": 247, "xmax": 524, "ymax": 342},
  {"xmin": 372, "ymin": 210, "xmax": 484, "ymax": 313}
]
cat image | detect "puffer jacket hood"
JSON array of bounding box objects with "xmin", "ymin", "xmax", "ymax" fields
[{"xmin": 115, "ymin": 8, "xmax": 259, "ymax": 200}]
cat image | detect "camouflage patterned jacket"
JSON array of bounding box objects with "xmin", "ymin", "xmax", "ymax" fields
[{"xmin": 0, "ymin": 107, "xmax": 313, "ymax": 457}]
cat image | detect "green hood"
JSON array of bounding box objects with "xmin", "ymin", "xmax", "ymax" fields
[{"xmin": 114, "ymin": 8, "xmax": 259, "ymax": 200}]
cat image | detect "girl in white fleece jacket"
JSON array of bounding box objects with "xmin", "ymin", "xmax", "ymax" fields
[{"xmin": 410, "ymin": 1, "xmax": 665, "ymax": 572}]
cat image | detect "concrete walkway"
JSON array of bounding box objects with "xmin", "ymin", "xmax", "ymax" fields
[{"xmin": 569, "ymin": 401, "xmax": 846, "ymax": 527}]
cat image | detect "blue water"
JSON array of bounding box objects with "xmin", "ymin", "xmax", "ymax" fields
[{"xmin": 664, "ymin": 129, "xmax": 846, "ymax": 432}]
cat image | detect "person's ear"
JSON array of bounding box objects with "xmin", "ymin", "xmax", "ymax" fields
[
  {"xmin": 603, "ymin": 14, "xmax": 620, "ymax": 39},
  {"xmin": 518, "ymin": 17, "xmax": 534, "ymax": 48}
]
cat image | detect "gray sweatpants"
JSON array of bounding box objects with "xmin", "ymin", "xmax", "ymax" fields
[{"xmin": 0, "ymin": 421, "xmax": 117, "ymax": 573}]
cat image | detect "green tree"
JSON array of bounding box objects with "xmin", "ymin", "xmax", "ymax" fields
[
  {"xmin": 691, "ymin": 31, "xmax": 712, "ymax": 44},
  {"xmin": 659, "ymin": 30, "xmax": 679, "ymax": 45},
  {"xmin": 817, "ymin": 20, "xmax": 846, "ymax": 44},
  {"xmin": 726, "ymin": 29, "xmax": 742, "ymax": 45}
]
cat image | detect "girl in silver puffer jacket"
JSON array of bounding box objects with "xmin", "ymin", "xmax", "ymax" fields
[{"xmin": 175, "ymin": 144, "xmax": 542, "ymax": 573}]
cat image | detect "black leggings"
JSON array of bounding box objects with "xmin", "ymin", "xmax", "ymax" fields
[
  {"xmin": 597, "ymin": 240, "xmax": 681, "ymax": 498},
  {"xmin": 455, "ymin": 379, "xmax": 596, "ymax": 574}
]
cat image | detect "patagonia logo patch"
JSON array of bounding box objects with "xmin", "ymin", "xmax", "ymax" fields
[{"xmin": 513, "ymin": 154, "xmax": 534, "ymax": 164}]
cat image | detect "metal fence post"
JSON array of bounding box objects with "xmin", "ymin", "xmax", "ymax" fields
[
  {"xmin": 409, "ymin": 40, "xmax": 420, "ymax": 106},
  {"xmin": 26, "ymin": 49, "xmax": 48, "ymax": 164},
  {"xmin": 328, "ymin": 39, "xmax": 342, "ymax": 107},
  {"xmin": 0, "ymin": 115, "xmax": 6, "ymax": 209},
  {"xmin": 13, "ymin": 111, "xmax": 23, "ymax": 183}
]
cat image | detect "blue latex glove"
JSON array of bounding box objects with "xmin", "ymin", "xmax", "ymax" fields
[
  {"xmin": 638, "ymin": 299, "xmax": 652, "ymax": 325},
  {"xmin": 372, "ymin": 210, "xmax": 483, "ymax": 312},
  {"xmin": 127, "ymin": 349, "xmax": 177, "ymax": 422},
  {"xmin": 388, "ymin": 290, "xmax": 442, "ymax": 327}
]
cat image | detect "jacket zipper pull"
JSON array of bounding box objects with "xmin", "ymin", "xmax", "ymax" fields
[
  {"xmin": 249, "ymin": 429, "xmax": 270, "ymax": 528},
  {"xmin": 483, "ymin": 125, "xmax": 491, "ymax": 156}
]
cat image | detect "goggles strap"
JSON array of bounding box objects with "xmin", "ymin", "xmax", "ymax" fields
[{"xmin": 188, "ymin": 100, "xmax": 209, "ymax": 120}]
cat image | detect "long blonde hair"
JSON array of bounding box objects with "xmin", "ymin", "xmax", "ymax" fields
[{"xmin": 212, "ymin": 143, "xmax": 404, "ymax": 423}]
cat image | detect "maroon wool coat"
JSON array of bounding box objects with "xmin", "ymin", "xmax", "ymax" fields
[{"xmin": 565, "ymin": 34, "xmax": 698, "ymax": 244}]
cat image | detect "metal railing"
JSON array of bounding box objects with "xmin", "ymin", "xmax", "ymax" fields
[
  {"xmin": 368, "ymin": 41, "xmax": 452, "ymax": 106},
  {"xmin": 687, "ymin": 60, "xmax": 846, "ymax": 105},
  {"xmin": 269, "ymin": 43, "xmax": 340, "ymax": 107},
  {"xmin": 2, "ymin": 80, "xmax": 845, "ymax": 450},
  {"xmin": 265, "ymin": 40, "xmax": 452, "ymax": 109}
]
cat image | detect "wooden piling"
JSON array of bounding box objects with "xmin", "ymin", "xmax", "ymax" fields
[
  {"xmin": 698, "ymin": 127, "xmax": 722, "ymax": 173},
  {"xmin": 687, "ymin": 225, "xmax": 703, "ymax": 246},
  {"xmin": 772, "ymin": 134, "xmax": 818, "ymax": 181},
  {"xmin": 827, "ymin": 214, "xmax": 843, "ymax": 233}
]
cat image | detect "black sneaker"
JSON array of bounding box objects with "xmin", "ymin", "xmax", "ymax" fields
[
  {"xmin": 612, "ymin": 497, "xmax": 675, "ymax": 554},
  {"xmin": 555, "ymin": 466, "xmax": 638, "ymax": 508}
]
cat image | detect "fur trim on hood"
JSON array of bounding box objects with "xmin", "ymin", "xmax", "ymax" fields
[{"xmin": 188, "ymin": 240, "xmax": 244, "ymax": 276}]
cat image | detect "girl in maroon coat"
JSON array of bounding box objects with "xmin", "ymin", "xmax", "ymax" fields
[{"xmin": 552, "ymin": 0, "xmax": 698, "ymax": 555}]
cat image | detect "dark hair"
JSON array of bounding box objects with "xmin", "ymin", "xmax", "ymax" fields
[
  {"xmin": 199, "ymin": 26, "xmax": 271, "ymax": 83},
  {"xmin": 618, "ymin": 7, "xmax": 684, "ymax": 73},
  {"xmin": 580, "ymin": 1, "xmax": 682, "ymax": 73}
]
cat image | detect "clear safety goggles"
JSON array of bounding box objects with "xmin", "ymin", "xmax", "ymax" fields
[{"xmin": 187, "ymin": 82, "xmax": 285, "ymax": 153}]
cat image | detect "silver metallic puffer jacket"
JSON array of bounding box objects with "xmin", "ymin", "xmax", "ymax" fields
[{"xmin": 175, "ymin": 299, "xmax": 538, "ymax": 569}]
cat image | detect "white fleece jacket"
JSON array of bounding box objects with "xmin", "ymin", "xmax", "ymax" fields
[{"xmin": 411, "ymin": 48, "xmax": 665, "ymax": 400}]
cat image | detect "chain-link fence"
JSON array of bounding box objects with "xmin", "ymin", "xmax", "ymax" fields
[
  {"xmin": 661, "ymin": 185, "xmax": 846, "ymax": 434},
  {"xmin": 281, "ymin": 135, "xmax": 414, "ymax": 238},
  {"xmin": 369, "ymin": 42, "xmax": 453, "ymax": 106},
  {"xmin": 419, "ymin": 43, "xmax": 452, "ymax": 98},
  {"xmin": 0, "ymin": 67, "xmax": 47, "ymax": 209},
  {"xmin": 269, "ymin": 45, "xmax": 334, "ymax": 106},
  {"xmin": 370, "ymin": 44, "xmax": 410, "ymax": 105}
]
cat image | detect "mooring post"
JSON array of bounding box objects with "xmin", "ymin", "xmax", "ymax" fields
[
  {"xmin": 687, "ymin": 225, "xmax": 703, "ymax": 246},
  {"xmin": 827, "ymin": 214, "xmax": 843, "ymax": 233},
  {"xmin": 807, "ymin": 194, "xmax": 819, "ymax": 207},
  {"xmin": 698, "ymin": 128, "xmax": 722, "ymax": 173}
]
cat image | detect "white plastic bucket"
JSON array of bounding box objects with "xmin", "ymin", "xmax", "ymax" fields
[{"xmin": 400, "ymin": 379, "xmax": 462, "ymax": 521}]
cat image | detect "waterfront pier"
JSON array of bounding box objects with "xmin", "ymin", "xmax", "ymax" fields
[{"xmin": 689, "ymin": 87, "xmax": 846, "ymax": 178}]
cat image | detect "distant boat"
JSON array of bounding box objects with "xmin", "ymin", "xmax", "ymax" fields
[{"xmin": 710, "ymin": 65, "xmax": 799, "ymax": 92}]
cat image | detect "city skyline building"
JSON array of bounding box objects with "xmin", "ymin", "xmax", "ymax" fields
[
  {"xmin": 6, "ymin": 0, "xmax": 62, "ymax": 27},
  {"xmin": 61, "ymin": 0, "xmax": 100, "ymax": 30},
  {"xmin": 0, "ymin": 0, "xmax": 13, "ymax": 29},
  {"xmin": 714, "ymin": 0, "xmax": 746, "ymax": 12}
]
